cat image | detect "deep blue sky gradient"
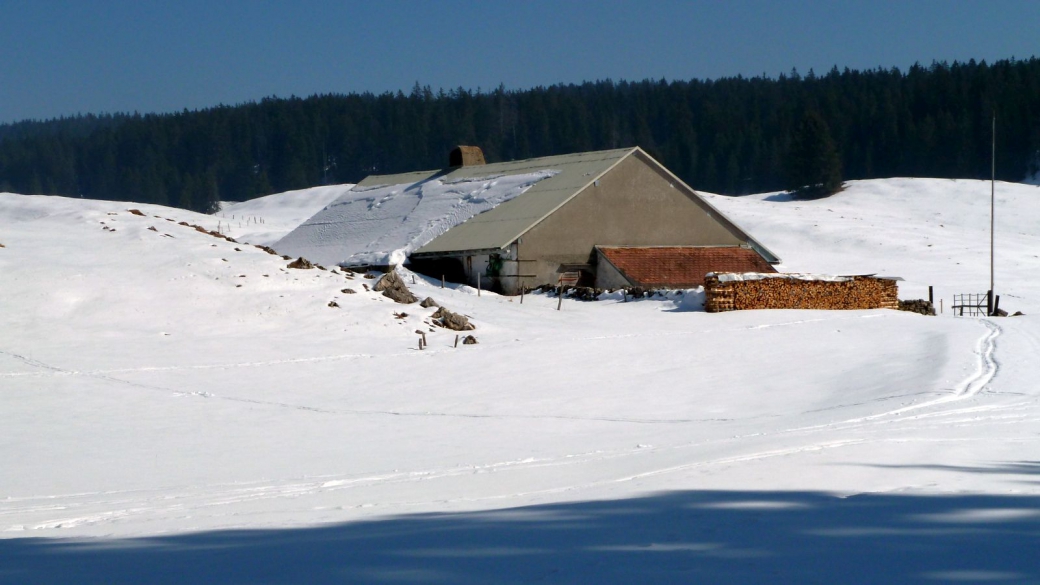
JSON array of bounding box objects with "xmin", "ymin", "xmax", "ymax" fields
[{"xmin": 2, "ymin": 0, "xmax": 1038, "ymax": 123}]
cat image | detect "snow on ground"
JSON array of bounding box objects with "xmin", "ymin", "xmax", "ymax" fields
[
  {"xmin": 214, "ymin": 184, "xmax": 353, "ymax": 246},
  {"xmin": 1, "ymin": 179, "xmax": 1039, "ymax": 584},
  {"xmin": 705, "ymin": 178, "xmax": 1040, "ymax": 314},
  {"xmin": 274, "ymin": 170, "xmax": 558, "ymax": 267}
]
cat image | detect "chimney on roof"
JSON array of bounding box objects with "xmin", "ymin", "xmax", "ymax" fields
[{"xmin": 449, "ymin": 146, "xmax": 486, "ymax": 167}]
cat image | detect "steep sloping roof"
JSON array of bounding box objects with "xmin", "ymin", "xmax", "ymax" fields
[
  {"xmin": 415, "ymin": 147, "xmax": 780, "ymax": 264},
  {"xmin": 276, "ymin": 146, "xmax": 780, "ymax": 267},
  {"xmin": 597, "ymin": 246, "xmax": 777, "ymax": 287},
  {"xmin": 412, "ymin": 148, "xmax": 635, "ymax": 254}
]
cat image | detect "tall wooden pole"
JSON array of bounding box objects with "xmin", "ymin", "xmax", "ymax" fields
[{"xmin": 990, "ymin": 112, "xmax": 996, "ymax": 310}]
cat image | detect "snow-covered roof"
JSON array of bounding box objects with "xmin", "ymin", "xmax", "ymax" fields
[
  {"xmin": 708, "ymin": 272, "xmax": 902, "ymax": 282},
  {"xmin": 274, "ymin": 148, "xmax": 634, "ymax": 266},
  {"xmin": 411, "ymin": 149, "xmax": 635, "ymax": 256},
  {"xmin": 273, "ymin": 146, "xmax": 780, "ymax": 267}
]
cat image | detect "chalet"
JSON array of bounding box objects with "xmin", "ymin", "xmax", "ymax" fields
[{"xmin": 277, "ymin": 146, "xmax": 779, "ymax": 294}]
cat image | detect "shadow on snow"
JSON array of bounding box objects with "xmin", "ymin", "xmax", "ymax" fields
[
  {"xmin": 3, "ymin": 477, "xmax": 1040, "ymax": 584},
  {"xmin": 860, "ymin": 461, "xmax": 1040, "ymax": 483}
]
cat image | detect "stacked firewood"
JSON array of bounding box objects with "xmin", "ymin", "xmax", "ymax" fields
[
  {"xmin": 898, "ymin": 299, "xmax": 936, "ymax": 316},
  {"xmin": 705, "ymin": 274, "xmax": 899, "ymax": 312}
]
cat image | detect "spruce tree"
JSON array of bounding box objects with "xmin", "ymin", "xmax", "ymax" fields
[{"xmin": 785, "ymin": 111, "xmax": 843, "ymax": 197}]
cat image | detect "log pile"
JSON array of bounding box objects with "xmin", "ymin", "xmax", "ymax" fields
[
  {"xmin": 705, "ymin": 273, "xmax": 899, "ymax": 312},
  {"xmin": 898, "ymin": 299, "xmax": 936, "ymax": 316}
]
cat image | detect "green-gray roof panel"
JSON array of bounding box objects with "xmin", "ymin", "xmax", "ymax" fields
[{"xmin": 413, "ymin": 148, "xmax": 635, "ymax": 254}]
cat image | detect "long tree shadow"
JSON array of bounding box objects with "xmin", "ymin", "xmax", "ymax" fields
[
  {"xmin": 861, "ymin": 461, "xmax": 1040, "ymax": 482},
  {"xmin": 2, "ymin": 488, "xmax": 1039, "ymax": 584}
]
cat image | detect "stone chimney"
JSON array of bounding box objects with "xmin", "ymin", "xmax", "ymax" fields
[{"xmin": 449, "ymin": 146, "xmax": 486, "ymax": 167}]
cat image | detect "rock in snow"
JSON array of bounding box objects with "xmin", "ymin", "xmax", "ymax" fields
[
  {"xmin": 374, "ymin": 270, "xmax": 418, "ymax": 304},
  {"xmin": 431, "ymin": 306, "xmax": 475, "ymax": 331}
]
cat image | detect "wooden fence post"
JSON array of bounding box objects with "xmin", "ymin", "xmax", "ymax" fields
[{"xmin": 557, "ymin": 285, "xmax": 563, "ymax": 311}]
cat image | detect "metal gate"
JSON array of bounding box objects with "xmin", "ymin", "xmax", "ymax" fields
[{"xmin": 951, "ymin": 293, "xmax": 988, "ymax": 316}]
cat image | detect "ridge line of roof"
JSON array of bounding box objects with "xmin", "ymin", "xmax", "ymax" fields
[
  {"xmin": 629, "ymin": 149, "xmax": 782, "ymax": 264},
  {"xmin": 356, "ymin": 147, "xmax": 637, "ymax": 185}
]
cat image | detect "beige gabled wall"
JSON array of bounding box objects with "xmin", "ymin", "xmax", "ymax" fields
[
  {"xmin": 594, "ymin": 252, "xmax": 634, "ymax": 289},
  {"xmin": 515, "ymin": 152, "xmax": 746, "ymax": 291}
]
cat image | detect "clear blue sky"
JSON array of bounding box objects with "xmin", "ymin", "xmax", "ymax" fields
[{"xmin": 2, "ymin": 0, "xmax": 1038, "ymax": 123}]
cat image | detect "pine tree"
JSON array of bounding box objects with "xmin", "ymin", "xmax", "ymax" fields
[
  {"xmin": 4, "ymin": 58, "xmax": 1040, "ymax": 208},
  {"xmin": 786, "ymin": 110, "xmax": 843, "ymax": 197}
]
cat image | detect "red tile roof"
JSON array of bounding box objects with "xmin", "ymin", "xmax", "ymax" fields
[{"xmin": 597, "ymin": 246, "xmax": 776, "ymax": 287}]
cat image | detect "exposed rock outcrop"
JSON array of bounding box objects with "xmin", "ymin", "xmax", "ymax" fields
[
  {"xmin": 287, "ymin": 257, "xmax": 314, "ymax": 269},
  {"xmin": 431, "ymin": 307, "xmax": 475, "ymax": 331},
  {"xmin": 374, "ymin": 271, "xmax": 418, "ymax": 304}
]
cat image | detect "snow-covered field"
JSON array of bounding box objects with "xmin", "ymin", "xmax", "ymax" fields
[{"xmin": 1, "ymin": 179, "xmax": 1038, "ymax": 584}]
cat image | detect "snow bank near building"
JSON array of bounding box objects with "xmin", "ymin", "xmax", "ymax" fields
[{"xmin": 274, "ymin": 170, "xmax": 558, "ymax": 267}]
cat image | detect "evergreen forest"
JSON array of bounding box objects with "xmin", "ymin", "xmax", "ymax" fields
[{"xmin": 1, "ymin": 58, "xmax": 1038, "ymax": 213}]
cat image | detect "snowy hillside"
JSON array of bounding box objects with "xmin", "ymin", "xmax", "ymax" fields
[
  {"xmin": 2, "ymin": 179, "xmax": 1039, "ymax": 584},
  {"xmin": 705, "ymin": 178, "xmax": 1040, "ymax": 314}
]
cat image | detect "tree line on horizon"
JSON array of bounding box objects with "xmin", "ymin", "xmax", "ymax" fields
[{"xmin": 1, "ymin": 58, "xmax": 1038, "ymax": 212}]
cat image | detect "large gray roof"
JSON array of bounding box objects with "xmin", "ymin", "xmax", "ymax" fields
[
  {"xmin": 344, "ymin": 146, "xmax": 779, "ymax": 264},
  {"xmin": 406, "ymin": 148, "xmax": 636, "ymax": 255}
]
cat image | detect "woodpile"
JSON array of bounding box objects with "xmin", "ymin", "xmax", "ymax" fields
[
  {"xmin": 705, "ymin": 273, "xmax": 899, "ymax": 312},
  {"xmin": 898, "ymin": 299, "xmax": 936, "ymax": 316}
]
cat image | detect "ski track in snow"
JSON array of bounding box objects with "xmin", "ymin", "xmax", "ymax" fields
[
  {"xmin": 5, "ymin": 180, "xmax": 1039, "ymax": 542},
  {"xmin": 0, "ymin": 312, "xmax": 888, "ymax": 380},
  {"xmin": 779, "ymin": 318, "xmax": 1003, "ymax": 433},
  {"xmin": 2, "ymin": 316, "xmax": 1017, "ymax": 533},
  {"xmin": 0, "ymin": 311, "xmax": 971, "ymax": 426}
]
